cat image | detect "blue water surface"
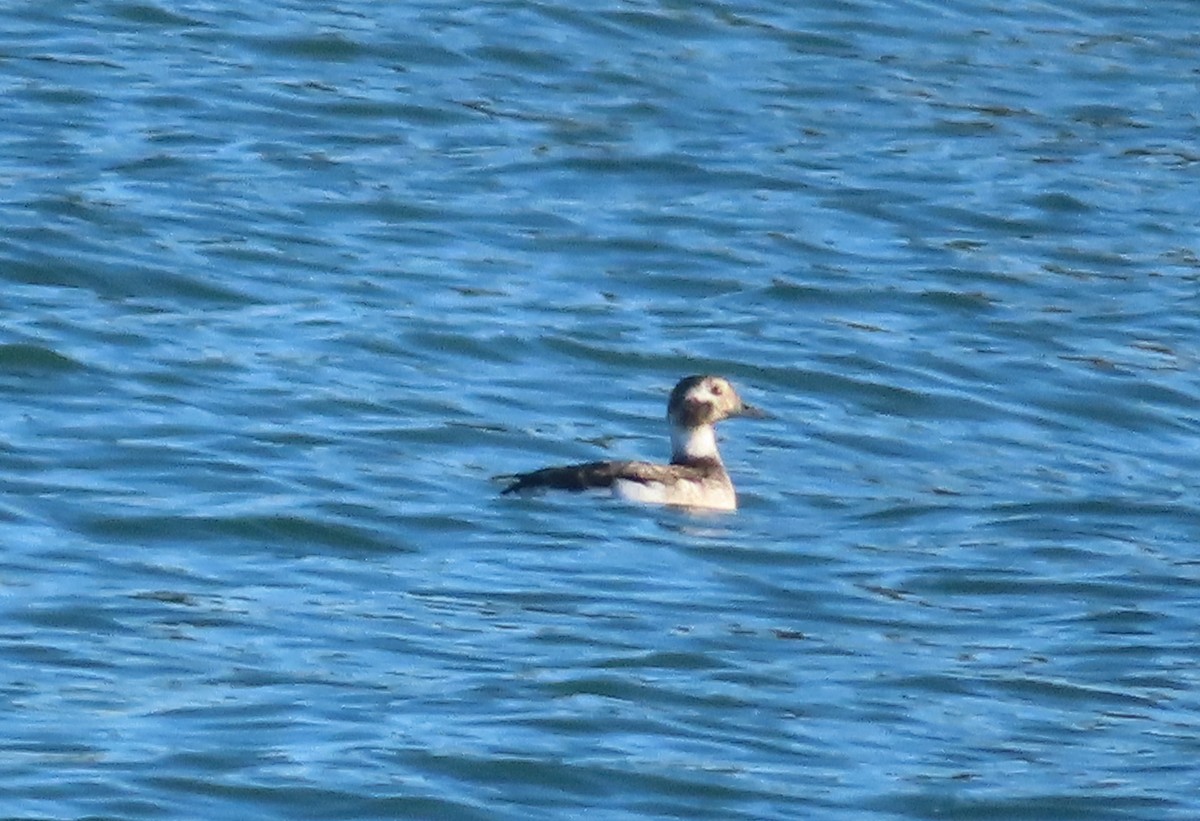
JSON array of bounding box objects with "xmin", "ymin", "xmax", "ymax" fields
[{"xmin": 2, "ymin": 1, "xmax": 1199, "ymax": 819}]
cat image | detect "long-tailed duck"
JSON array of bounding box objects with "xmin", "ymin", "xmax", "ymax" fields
[{"xmin": 500, "ymin": 375, "xmax": 764, "ymax": 511}]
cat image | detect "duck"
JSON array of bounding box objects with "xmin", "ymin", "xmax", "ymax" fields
[{"xmin": 500, "ymin": 375, "xmax": 764, "ymax": 511}]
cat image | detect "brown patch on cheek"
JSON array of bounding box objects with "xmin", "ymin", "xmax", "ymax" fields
[{"xmin": 678, "ymin": 399, "xmax": 714, "ymax": 427}]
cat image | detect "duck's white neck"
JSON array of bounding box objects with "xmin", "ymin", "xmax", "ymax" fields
[{"xmin": 670, "ymin": 423, "xmax": 722, "ymax": 464}]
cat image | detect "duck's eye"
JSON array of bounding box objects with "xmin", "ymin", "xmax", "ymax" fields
[{"xmin": 711, "ymin": 383, "xmax": 724, "ymax": 396}]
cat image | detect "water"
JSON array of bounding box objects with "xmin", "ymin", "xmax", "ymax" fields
[{"xmin": 3, "ymin": 1, "xmax": 1199, "ymax": 818}]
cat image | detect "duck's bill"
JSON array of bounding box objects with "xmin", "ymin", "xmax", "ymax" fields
[{"xmin": 737, "ymin": 402, "xmax": 770, "ymax": 419}]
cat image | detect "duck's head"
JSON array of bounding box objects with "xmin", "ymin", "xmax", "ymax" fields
[{"xmin": 667, "ymin": 375, "xmax": 765, "ymax": 429}]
